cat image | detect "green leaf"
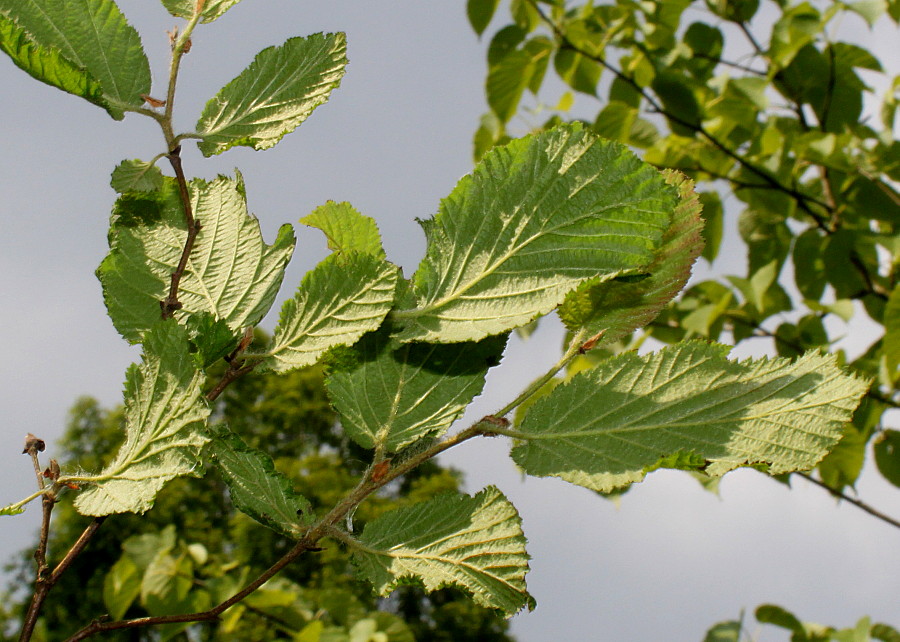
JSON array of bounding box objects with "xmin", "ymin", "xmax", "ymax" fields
[
  {"xmin": 846, "ymin": 0, "xmax": 887, "ymax": 26},
  {"xmin": 326, "ymin": 328, "xmax": 506, "ymax": 452},
  {"xmin": 352, "ymin": 487, "xmax": 534, "ymax": 617},
  {"xmin": 468, "ymin": 0, "xmax": 501, "ymax": 36},
  {"xmin": 513, "ymin": 341, "xmax": 869, "ymax": 492},
  {"xmin": 110, "ymin": 159, "xmax": 164, "ymax": 194},
  {"xmin": 103, "ymin": 555, "xmax": 142, "ymax": 620},
  {"xmin": 184, "ymin": 312, "xmax": 240, "ymax": 368},
  {"xmin": 301, "ymin": 201, "xmax": 385, "ymax": 258},
  {"xmin": 883, "ymin": 285, "xmax": 900, "ymax": 370},
  {"xmin": 874, "ymin": 429, "xmax": 900, "ymax": 487},
  {"xmin": 262, "ymin": 253, "xmax": 398, "ymax": 373},
  {"xmin": 0, "ymin": 0, "xmax": 150, "ymax": 119},
  {"xmin": 195, "ymin": 33, "xmax": 347, "ymax": 156},
  {"xmin": 141, "ymin": 550, "xmax": 193, "ymax": 615},
  {"xmin": 872, "ymin": 622, "xmax": 900, "ymax": 642},
  {"xmin": 651, "ymin": 71, "xmax": 703, "ymax": 136},
  {"xmin": 71, "ymin": 321, "xmax": 210, "ymax": 515},
  {"xmin": 817, "ymin": 423, "xmax": 866, "ymax": 490},
  {"xmin": 206, "ymin": 426, "xmax": 313, "ymax": 539},
  {"xmin": 554, "ymin": 47, "xmax": 602, "ymax": 95},
  {"xmin": 392, "ymin": 124, "xmax": 675, "ymax": 343},
  {"xmin": 0, "ymin": 504, "xmax": 25, "ymax": 516},
  {"xmin": 98, "ymin": 174, "xmax": 295, "ymax": 343},
  {"xmin": 486, "ymin": 48, "xmax": 535, "ymax": 123},
  {"xmin": 160, "ymin": 0, "xmax": 243, "ymax": 23},
  {"xmin": 703, "ymin": 620, "xmax": 743, "ymax": 642},
  {"xmin": 0, "ymin": 13, "xmax": 104, "ymax": 110},
  {"xmin": 558, "ymin": 170, "xmax": 704, "ymax": 344}
]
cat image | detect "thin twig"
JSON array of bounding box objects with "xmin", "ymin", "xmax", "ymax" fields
[{"xmin": 798, "ymin": 473, "xmax": 900, "ymax": 531}]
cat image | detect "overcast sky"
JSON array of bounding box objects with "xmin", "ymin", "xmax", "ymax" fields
[{"xmin": 1, "ymin": 1, "xmax": 898, "ymax": 640}]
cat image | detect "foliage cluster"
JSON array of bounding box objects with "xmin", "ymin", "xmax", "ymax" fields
[{"xmin": 0, "ymin": 0, "xmax": 889, "ymax": 639}]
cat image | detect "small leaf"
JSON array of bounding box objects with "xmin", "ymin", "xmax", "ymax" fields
[
  {"xmin": 160, "ymin": 0, "xmax": 243, "ymax": 23},
  {"xmin": 0, "ymin": 504, "xmax": 25, "ymax": 516},
  {"xmin": 392, "ymin": 124, "xmax": 675, "ymax": 343},
  {"xmin": 0, "ymin": 0, "xmax": 151, "ymax": 119},
  {"xmin": 874, "ymin": 429, "xmax": 900, "ymax": 488},
  {"xmin": 262, "ymin": 253, "xmax": 398, "ymax": 373},
  {"xmin": 326, "ymin": 327, "xmax": 506, "ymax": 451},
  {"xmin": 71, "ymin": 321, "xmax": 209, "ymax": 515},
  {"xmin": 206, "ymin": 426, "xmax": 313, "ymax": 539},
  {"xmin": 513, "ymin": 341, "xmax": 869, "ymax": 492},
  {"xmin": 103, "ymin": 555, "xmax": 142, "ymax": 620},
  {"xmin": 352, "ymin": 487, "xmax": 534, "ymax": 616},
  {"xmin": 487, "ymin": 49, "xmax": 535, "ymax": 123},
  {"xmin": 196, "ymin": 33, "xmax": 347, "ymax": 156},
  {"xmin": 468, "ymin": 0, "xmax": 501, "ymax": 36},
  {"xmin": 98, "ymin": 175, "xmax": 295, "ymax": 343},
  {"xmin": 301, "ymin": 201, "xmax": 385, "ymax": 258},
  {"xmin": 110, "ymin": 160, "xmax": 164, "ymax": 193},
  {"xmin": 558, "ymin": 170, "xmax": 704, "ymax": 344}
]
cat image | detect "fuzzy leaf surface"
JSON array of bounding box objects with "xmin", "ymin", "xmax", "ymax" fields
[
  {"xmin": 99, "ymin": 175, "xmax": 295, "ymax": 343},
  {"xmin": 559, "ymin": 170, "xmax": 704, "ymax": 343},
  {"xmin": 71, "ymin": 322, "xmax": 209, "ymax": 515},
  {"xmin": 262, "ymin": 253, "xmax": 398, "ymax": 373},
  {"xmin": 206, "ymin": 427, "xmax": 313, "ymax": 539},
  {"xmin": 0, "ymin": 13, "xmax": 103, "ymax": 108},
  {"xmin": 0, "ymin": 0, "xmax": 150, "ymax": 119},
  {"xmin": 326, "ymin": 329, "xmax": 506, "ymax": 451},
  {"xmin": 513, "ymin": 342, "xmax": 869, "ymax": 492},
  {"xmin": 160, "ymin": 0, "xmax": 243, "ymax": 22},
  {"xmin": 196, "ymin": 33, "xmax": 346, "ymax": 155},
  {"xmin": 353, "ymin": 487, "xmax": 533, "ymax": 616},
  {"xmin": 392, "ymin": 124, "xmax": 675, "ymax": 342},
  {"xmin": 301, "ymin": 201, "xmax": 385, "ymax": 258}
]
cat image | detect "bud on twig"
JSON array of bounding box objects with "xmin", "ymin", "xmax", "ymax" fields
[{"xmin": 22, "ymin": 433, "xmax": 45, "ymax": 455}]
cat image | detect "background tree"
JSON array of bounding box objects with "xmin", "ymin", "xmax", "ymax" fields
[{"xmin": 1, "ymin": 346, "xmax": 516, "ymax": 641}]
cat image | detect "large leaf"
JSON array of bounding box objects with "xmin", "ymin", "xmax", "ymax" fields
[
  {"xmin": 559, "ymin": 170, "xmax": 704, "ymax": 344},
  {"xmin": 161, "ymin": 0, "xmax": 243, "ymax": 23},
  {"xmin": 261, "ymin": 253, "xmax": 398, "ymax": 373},
  {"xmin": 0, "ymin": 13, "xmax": 103, "ymax": 109},
  {"xmin": 98, "ymin": 174, "xmax": 295, "ymax": 343},
  {"xmin": 392, "ymin": 124, "xmax": 675, "ymax": 343},
  {"xmin": 195, "ymin": 33, "xmax": 347, "ymax": 156},
  {"xmin": 70, "ymin": 321, "xmax": 210, "ymax": 515},
  {"xmin": 352, "ymin": 487, "xmax": 533, "ymax": 617},
  {"xmin": 0, "ymin": 0, "xmax": 150, "ymax": 119},
  {"xmin": 206, "ymin": 426, "xmax": 313, "ymax": 539},
  {"xmin": 326, "ymin": 328, "xmax": 506, "ymax": 451},
  {"xmin": 513, "ymin": 341, "xmax": 869, "ymax": 492}
]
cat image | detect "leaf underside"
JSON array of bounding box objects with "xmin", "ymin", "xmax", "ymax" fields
[
  {"xmin": 326, "ymin": 328, "xmax": 506, "ymax": 452},
  {"xmin": 73, "ymin": 321, "xmax": 210, "ymax": 516},
  {"xmin": 559, "ymin": 169, "xmax": 705, "ymax": 343},
  {"xmin": 160, "ymin": 0, "xmax": 243, "ymax": 23},
  {"xmin": 98, "ymin": 175, "xmax": 295, "ymax": 343},
  {"xmin": 206, "ymin": 426, "xmax": 313, "ymax": 539},
  {"xmin": 196, "ymin": 32, "xmax": 347, "ymax": 155},
  {"xmin": 393, "ymin": 123, "xmax": 676, "ymax": 343},
  {"xmin": 514, "ymin": 341, "xmax": 870, "ymax": 492},
  {"xmin": 352, "ymin": 486, "xmax": 534, "ymax": 617}
]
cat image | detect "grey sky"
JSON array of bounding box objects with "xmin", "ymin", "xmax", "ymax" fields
[{"xmin": 1, "ymin": 1, "xmax": 898, "ymax": 640}]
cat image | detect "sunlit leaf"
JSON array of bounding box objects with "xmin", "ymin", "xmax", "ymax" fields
[
  {"xmin": 513, "ymin": 341, "xmax": 869, "ymax": 492},
  {"xmin": 160, "ymin": 0, "xmax": 243, "ymax": 23},
  {"xmin": 352, "ymin": 487, "xmax": 534, "ymax": 616}
]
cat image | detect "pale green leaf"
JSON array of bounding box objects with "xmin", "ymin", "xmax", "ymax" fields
[
  {"xmin": 0, "ymin": 13, "xmax": 104, "ymax": 109},
  {"xmin": 326, "ymin": 328, "xmax": 506, "ymax": 451},
  {"xmin": 846, "ymin": 0, "xmax": 888, "ymax": 26},
  {"xmin": 883, "ymin": 284, "xmax": 900, "ymax": 370},
  {"xmin": 141, "ymin": 550, "xmax": 193, "ymax": 615},
  {"xmin": 103, "ymin": 555, "xmax": 142, "ymax": 620},
  {"xmin": 98, "ymin": 174, "xmax": 295, "ymax": 343},
  {"xmin": 160, "ymin": 0, "xmax": 243, "ymax": 23},
  {"xmin": 70, "ymin": 321, "xmax": 209, "ymax": 515},
  {"xmin": 352, "ymin": 487, "xmax": 534, "ymax": 616},
  {"xmin": 513, "ymin": 341, "xmax": 869, "ymax": 492},
  {"xmin": 392, "ymin": 124, "xmax": 675, "ymax": 343},
  {"xmin": 559, "ymin": 170, "xmax": 704, "ymax": 344},
  {"xmin": 301, "ymin": 201, "xmax": 385, "ymax": 258},
  {"xmin": 0, "ymin": 0, "xmax": 150, "ymax": 119},
  {"xmin": 487, "ymin": 49, "xmax": 535, "ymax": 123},
  {"xmin": 261, "ymin": 253, "xmax": 398, "ymax": 373},
  {"xmin": 111, "ymin": 159, "xmax": 164, "ymax": 193},
  {"xmin": 0, "ymin": 504, "xmax": 25, "ymax": 516},
  {"xmin": 195, "ymin": 33, "xmax": 347, "ymax": 156},
  {"xmin": 206, "ymin": 426, "xmax": 313, "ymax": 539}
]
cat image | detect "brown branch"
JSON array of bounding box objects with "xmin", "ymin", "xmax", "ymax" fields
[
  {"xmin": 798, "ymin": 473, "xmax": 900, "ymax": 531},
  {"xmin": 160, "ymin": 145, "xmax": 201, "ymax": 318}
]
